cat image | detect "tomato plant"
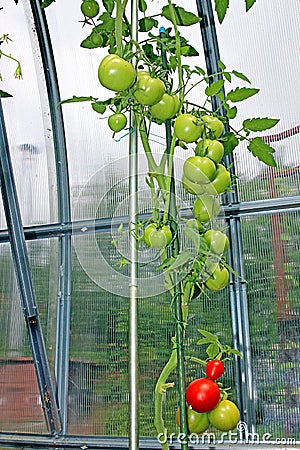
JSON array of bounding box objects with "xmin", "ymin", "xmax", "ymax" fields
[
  {"xmin": 176, "ymin": 405, "xmax": 210, "ymax": 434},
  {"xmin": 134, "ymin": 71, "xmax": 166, "ymax": 106},
  {"xmin": 208, "ymin": 399, "xmax": 240, "ymax": 431},
  {"xmin": 98, "ymin": 54, "xmax": 136, "ymax": 92},
  {"xmin": 206, "ymin": 359, "xmax": 225, "ymax": 380},
  {"xmin": 186, "ymin": 378, "xmax": 221, "ymax": 413},
  {"xmin": 108, "ymin": 113, "xmax": 127, "ymax": 132},
  {"xmin": 81, "ymin": 0, "xmax": 100, "ymax": 18},
  {"xmin": 174, "ymin": 113, "xmax": 204, "ymax": 143}
]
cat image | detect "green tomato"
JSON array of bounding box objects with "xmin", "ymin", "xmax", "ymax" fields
[
  {"xmin": 183, "ymin": 156, "xmax": 216, "ymax": 184},
  {"xmin": 143, "ymin": 224, "xmax": 172, "ymax": 248},
  {"xmin": 134, "ymin": 71, "xmax": 166, "ymax": 106},
  {"xmin": 81, "ymin": 0, "xmax": 100, "ymax": 18},
  {"xmin": 193, "ymin": 194, "xmax": 220, "ymax": 223},
  {"xmin": 205, "ymin": 265, "xmax": 229, "ymax": 291},
  {"xmin": 185, "ymin": 218, "xmax": 205, "ymax": 233},
  {"xmin": 177, "ymin": 405, "xmax": 210, "ymax": 434},
  {"xmin": 196, "ymin": 139, "xmax": 224, "ymax": 163},
  {"xmin": 149, "ymin": 93, "xmax": 180, "ymax": 120},
  {"xmin": 204, "ymin": 229, "xmax": 229, "ymax": 255},
  {"xmin": 202, "ymin": 115, "xmax": 224, "ymax": 138},
  {"xmin": 174, "ymin": 114, "xmax": 204, "ymax": 143},
  {"xmin": 208, "ymin": 400, "xmax": 240, "ymax": 431},
  {"xmin": 98, "ymin": 54, "xmax": 136, "ymax": 92},
  {"xmin": 108, "ymin": 113, "xmax": 127, "ymax": 132},
  {"xmin": 210, "ymin": 164, "xmax": 231, "ymax": 194},
  {"xmin": 182, "ymin": 175, "xmax": 207, "ymax": 196},
  {"xmin": 90, "ymin": 32, "xmax": 103, "ymax": 46}
]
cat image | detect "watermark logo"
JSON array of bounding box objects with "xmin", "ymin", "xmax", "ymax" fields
[{"xmin": 157, "ymin": 422, "xmax": 297, "ymax": 446}]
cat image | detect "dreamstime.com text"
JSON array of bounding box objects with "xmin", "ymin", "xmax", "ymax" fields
[{"xmin": 157, "ymin": 422, "xmax": 297, "ymax": 446}]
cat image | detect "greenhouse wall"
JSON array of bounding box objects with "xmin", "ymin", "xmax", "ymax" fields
[{"xmin": 0, "ymin": 0, "xmax": 299, "ymax": 448}]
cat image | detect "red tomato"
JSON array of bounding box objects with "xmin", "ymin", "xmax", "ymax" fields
[
  {"xmin": 186, "ymin": 378, "xmax": 220, "ymax": 413},
  {"xmin": 206, "ymin": 360, "xmax": 225, "ymax": 381}
]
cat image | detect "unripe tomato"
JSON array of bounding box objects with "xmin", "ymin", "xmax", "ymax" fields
[
  {"xmin": 134, "ymin": 72, "xmax": 166, "ymax": 106},
  {"xmin": 174, "ymin": 114, "xmax": 204, "ymax": 143},
  {"xmin": 185, "ymin": 218, "xmax": 205, "ymax": 233},
  {"xmin": 150, "ymin": 93, "xmax": 180, "ymax": 120},
  {"xmin": 208, "ymin": 400, "xmax": 240, "ymax": 431},
  {"xmin": 186, "ymin": 378, "xmax": 221, "ymax": 413},
  {"xmin": 143, "ymin": 224, "xmax": 172, "ymax": 248},
  {"xmin": 211, "ymin": 164, "xmax": 231, "ymax": 194},
  {"xmin": 196, "ymin": 139, "xmax": 224, "ymax": 163},
  {"xmin": 98, "ymin": 54, "xmax": 136, "ymax": 92},
  {"xmin": 183, "ymin": 156, "xmax": 216, "ymax": 184},
  {"xmin": 193, "ymin": 194, "xmax": 220, "ymax": 223},
  {"xmin": 202, "ymin": 115, "xmax": 224, "ymax": 138},
  {"xmin": 204, "ymin": 229, "xmax": 229, "ymax": 255},
  {"xmin": 206, "ymin": 360, "xmax": 225, "ymax": 380},
  {"xmin": 81, "ymin": 0, "xmax": 100, "ymax": 18},
  {"xmin": 176, "ymin": 405, "xmax": 210, "ymax": 434},
  {"xmin": 182, "ymin": 175, "xmax": 206, "ymax": 196},
  {"xmin": 108, "ymin": 113, "xmax": 127, "ymax": 132},
  {"xmin": 205, "ymin": 264, "xmax": 229, "ymax": 291}
]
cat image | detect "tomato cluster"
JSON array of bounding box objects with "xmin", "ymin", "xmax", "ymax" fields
[
  {"xmin": 178, "ymin": 359, "xmax": 240, "ymax": 433},
  {"xmin": 143, "ymin": 223, "xmax": 172, "ymax": 249}
]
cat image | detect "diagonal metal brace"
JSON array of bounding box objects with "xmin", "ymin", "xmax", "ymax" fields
[{"xmin": 0, "ymin": 100, "xmax": 62, "ymax": 435}]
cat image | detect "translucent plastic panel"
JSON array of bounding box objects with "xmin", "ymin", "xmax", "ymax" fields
[
  {"xmin": 241, "ymin": 212, "xmax": 300, "ymax": 439},
  {"xmin": 1, "ymin": 1, "xmax": 58, "ymax": 228},
  {"xmin": 69, "ymin": 233, "xmax": 235, "ymax": 437},
  {"xmin": 215, "ymin": 1, "xmax": 300, "ymax": 201},
  {"xmin": 0, "ymin": 239, "xmax": 58, "ymax": 433}
]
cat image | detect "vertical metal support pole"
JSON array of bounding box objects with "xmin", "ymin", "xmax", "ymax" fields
[
  {"xmin": 128, "ymin": 2, "xmax": 139, "ymax": 449},
  {"xmin": 28, "ymin": 0, "xmax": 72, "ymax": 433},
  {"xmin": 0, "ymin": 100, "xmax": 62, "ymax": 435},
  {"xmin": 196, "ymin": 0, "xmax": 256, "ymax": 434}
]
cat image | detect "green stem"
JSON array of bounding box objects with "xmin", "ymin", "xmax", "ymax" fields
[{"xmin": 115, "ymin": 0, "xmax": 128, "ymax": 56}]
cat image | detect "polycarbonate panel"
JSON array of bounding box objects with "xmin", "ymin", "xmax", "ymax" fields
[
  {"xmin": 241, "ymin": 211, "xmax": 300, "ymax": 440},
  {"xmin": 0, "ymin": 238, "xmax": 59, "ymax": 433},
  {"xmin": 215, "ymin": 0, "xmax": 300, "ymax": 201},
  {"xmin": 69, "ymin": 232, "xmax": 236, "ymax": 437},
  {"xmin": 1, "ymin": 0, "xmax": 58, "ymax": 229}
]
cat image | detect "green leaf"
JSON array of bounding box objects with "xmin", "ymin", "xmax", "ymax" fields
[
  {"xmin": 161, "ymin": 4, "xmax": 202, "ymax": 26},
  {"xmin": 198, "ymin": 329, "xmax": 218, "ymax": 341},
  {"xmin": 197, "ymin": 338, "xmax": 213, "ymax": 345},
  {"xmin": 165, "ymin": 250, "xmax": 193, "ymax": 272},
  {"xmin": 195, "ymin": 66, "xmax": 206, "ymax": 76},
  {"xmin": 222, "ymin": 131, "xmax": 239, "ymax": 155},
  {"xmin": 226, "ymin": 106, "xmax": 237, "ymax": 119},
  {"xmin": 138, "ymin": 0, "xmax": 147, "ymax": 12},
  {"xmin": 232, "ymin": 70, "xmax": 251, "ymax": 83},
  {"xmin": 246, "ymin": 0, "xmax": 256, "ymax": 12},
  {"xmin": 97, "ymin": 12, "xmax": 115, "ymax": 32},
  {"xmin": 0, "ymin": 89, "xmax": 13, "ymax": 98},
  {"xmin": 215, "ymin": 0, "xmax": 229, "ymax": 23},
  {"xmin": 227, "ymin": 87, "xmax": 259, "ymax": 102},
  {"xmin": 40, "ymin": 0, "xmax": 55, "ymax": 8},
  {"xmin": 248, "ymin": 137, "xmax": 277, "ymax": 166},
  {"xmin": 102, "ymin": 0, "xmax": 114, "ymax": 14},
  {"xmin": 180, "ymin": 45, "xmax": 199, "ymax": 57},
  {"xmin": 205, "ymin": 79, "xmax": 224, "ymax": 97},
  {"xmin": 229, "ymin": 348, "xmax": 243, "ymax": 357},
  {"xmin": 223, "ymin": 72, "xmax": 232, "ymax": 82},
  {"xmin": 59, "ymin": 95, "xmax": 97, "ymax": 105},
  {"xmin": 92, "ymin": 102, "xmax": 107, "ymax": 114},
  {"xmin": 206, "ymin": 343, "xmax": 219, "ymax": 359},
  {"xmin": 243, "ymin": 117, "xmax": 280, "ymax": 132},
  {"xmin": 218, "ymin": 60, "xmax": 226, "ymax": 70},
  {"xmin": 139, "ymin": 17, "xmax": 158, "ymax": 32}
]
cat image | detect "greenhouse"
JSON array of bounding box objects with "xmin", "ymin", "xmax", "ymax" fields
[{"xmin": 0, "ymin": 0, "xmax": 299, "ymax": 449}]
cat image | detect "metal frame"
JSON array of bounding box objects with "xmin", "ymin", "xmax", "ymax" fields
[{"xmin": 0, "ymin": 0, "xmax": 299, "ymax": 446}]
